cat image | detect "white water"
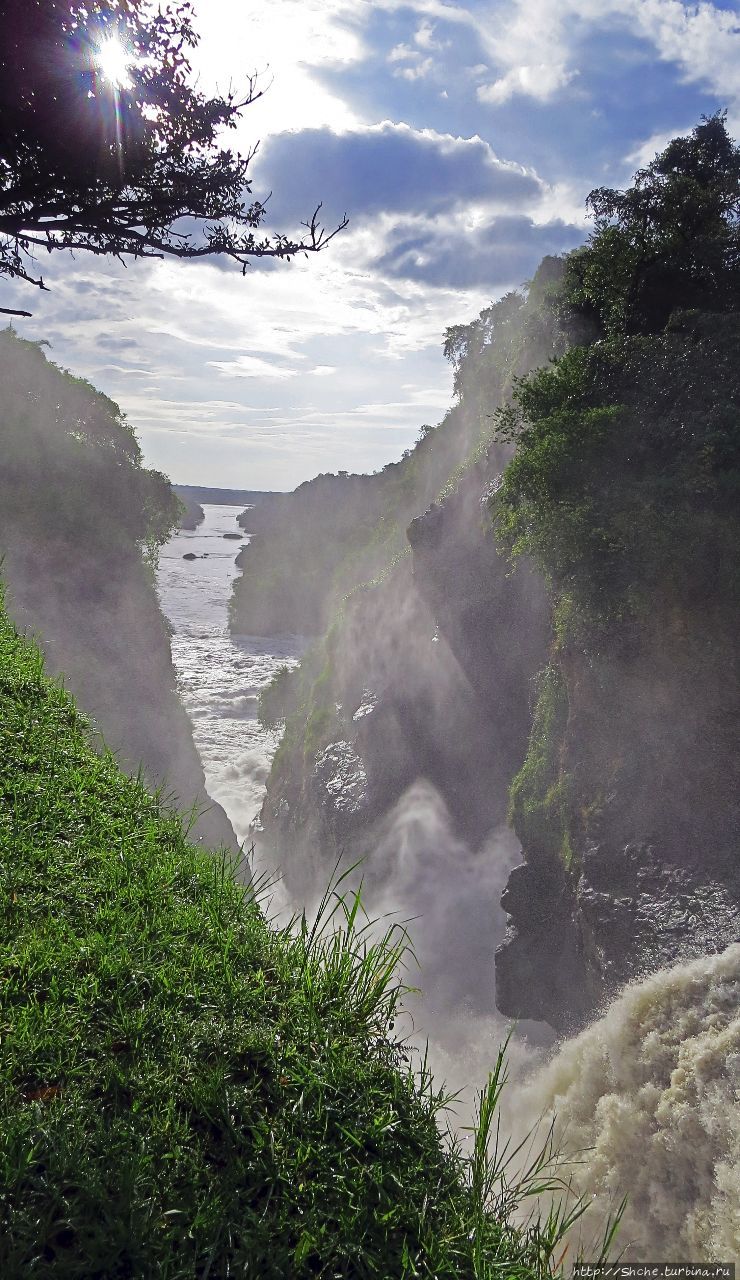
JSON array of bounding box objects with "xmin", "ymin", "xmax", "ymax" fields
[
  {"xmin": 516, "ymin": 945, "xmax": 740, "ymax": 1261},
  {"xmin": 155, "ymin": 504, "xmax": 303, "ymax": 847},
  {"xmin": 156, "ymin": 505, "xmax": 740, "ymax": 1263}
]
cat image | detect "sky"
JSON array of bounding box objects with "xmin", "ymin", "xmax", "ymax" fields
[{"xmin": 6, "ymin": 0, "xmax": 740, "ymax": 489}]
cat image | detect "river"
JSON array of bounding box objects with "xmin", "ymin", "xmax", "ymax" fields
[{"xmin": 155, "ymin": 503, "xmax": 303, "ymax": 850}]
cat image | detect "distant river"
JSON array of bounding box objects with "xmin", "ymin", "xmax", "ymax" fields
[{"xmin": 155, "ymin": 504, "xmax": 303, "ymax": 848}]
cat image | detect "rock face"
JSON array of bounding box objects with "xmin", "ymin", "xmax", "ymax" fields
[
  {"xmin": 314, "ymin": 741, "xmax": 371, "ymax": 832},
  {"xmin": 408, "ymin": 466, "xmax": 550, "ymax": 782},
  {"xmin": 496, "ymin": 605, "xmax": 740, "ymax": 1031},
  {"xmin": 260, "ymin": 462, "xmax": 740, "ymax": 1032},
  {"xmin": 258, "ymin": 464, "xmax": 551, "ymax": 900},
  {"xmin": 249, "ymin": 282, "xmax": 740, "ymax": 1035}
]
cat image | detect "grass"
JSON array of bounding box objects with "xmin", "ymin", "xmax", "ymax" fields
[{"xmin": 0, "ymin": 592, "xmax": 603, "ymax": 1277}]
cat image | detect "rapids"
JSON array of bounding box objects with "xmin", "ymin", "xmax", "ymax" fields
[
  {"xmin": 155, "ymin": 504, "xmax": 302, "ymax": 847},
  {"xmin": 514, "ymin": 944, "xmax": 740, "ymax": 1260}
]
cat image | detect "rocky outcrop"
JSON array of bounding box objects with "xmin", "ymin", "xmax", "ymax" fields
[
  {"xmin": 496, "ymin": 606, "xmax": 740, "ymax": 1031},
  {"xmin": 258, "ymin": 466, "xmax": 551, "ymax": 900},
  {"xmin": 261, "ymin": 460, "xmax": 740, "ymax": 1033},
  {"xmin": 408, "ymin": 462, "xmax": 550, "ymax": 781},
  {"xmin": 177, "ymin": 499, "xmax": 205, "ymax": 530}
]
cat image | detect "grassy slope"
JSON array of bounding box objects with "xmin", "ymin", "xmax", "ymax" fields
[{"xmin": 0, "ymin": 593, "xmax": 570, "ymax": 1278}]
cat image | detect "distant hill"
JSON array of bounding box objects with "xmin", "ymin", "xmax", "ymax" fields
[{"xmin": 173, "ymin": 484, "xmax": 281, "ymax": 507}]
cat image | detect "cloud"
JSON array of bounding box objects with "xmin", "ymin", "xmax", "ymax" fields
[
  {"xmin": 387, "ymin": 18, "xmax": 447, "ymax": 78},
  {"xmin": 371, "ymin": 0, "xmax": 740, "ymax": 113},
  {"xmin": 395, "ymin": 55, "xmax": 435, "ymax": 81},
  {"xmin": 8, "ymin": 0, "xmax": 738, "ymax": 493},
  {"xmin": 625, "ymin": 123, "xmax": 694, "ymax": 169},
  {"xmin": 254, "ymin": 122, "xmax": 542, "ymax": 227},
  {"xmin": 374, "ymin": 212, "xmax": 585, "ymax": 289},
  {"xmin": 388, "ymin": 43, "xmax": 417, "ymax": 63},
  {"xmin": 470, "ymin": 0, "xmax": 740, "ymax": 109},
  {"xmin": 415, "ymin": 20, "xmax": 445, "ymax": 51},
  {"xmin": 477, "ymin": 62, "xmax": 578, "ymax": 106},
  {"xmin": 208, "ymin": 354, "xmax": 301, "ymax": 380},
  {"xmin": 387, "ymin": 42, "xmax": 435, "ymax": 80}
]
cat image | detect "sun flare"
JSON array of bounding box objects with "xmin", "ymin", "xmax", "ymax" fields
[{"xmin": 95, "ymin": 36, "xmax": 133, "ymax": 89}]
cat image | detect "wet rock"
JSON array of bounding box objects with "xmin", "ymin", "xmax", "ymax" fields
[
  {"xmin": 497, "ymin": 841, "xmax": 740, "ymax": 1032},
  {"xmin": 182, "ymin": 552, "xmax": 199, "ymax": 560},
  {"xmin": 352, "ymin": 690, "xmax": 378, "ymax": 721},
  {"xmin": 312, "ymin": 740, "xmax": 370, "ymax": 831}
]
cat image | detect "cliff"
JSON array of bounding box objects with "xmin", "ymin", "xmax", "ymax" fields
[
  {"xmin": 175, "ymin": 490, "xmax": 205, "ymax": 530},
  {"xmin": 259, "ymin": 521, "xmax": 549, "ymax": 900},
  {"xmin": 249, "ymin": 269, "xmax": 569, "ymax": 899},
  {"xmin": 494, "ymin": 311, "xmax": 740, "ymax": 1029},
  {"xmin": 229, "ymin": 258, "xmax": 579, "ymax": 641},
  {"xmin": 0, "ymin": 328, "xmax": 236, "ymax": 851},
  {"xmin": 242, "ymin": 119, "xmax": 740, "ymax": 1037}
]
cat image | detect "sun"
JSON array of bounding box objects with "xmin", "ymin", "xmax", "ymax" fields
[{"xmin": 95, "ymin": 35, "xmax": 134, "ymax": 89}]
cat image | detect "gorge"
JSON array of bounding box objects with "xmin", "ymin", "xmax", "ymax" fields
[{"xmin": 1, "ymin": 111, "xmax": 739, "ymax": 1271}]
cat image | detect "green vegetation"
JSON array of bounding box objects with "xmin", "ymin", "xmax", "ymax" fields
[
  {"xmin": 257, "ymin": 663, "xmax": 298, "ymax": 731},
  {"xmin": 495, "ymin": 116, "xmax": 740, "ymax": 874},
  {"xmin": 0, "ymin": 323, "xmax": 219, "ymax": 826},
  {"xmin": 496, "ymin": 116, "xmax": 740, "ymax": 648},
  {"xmin": 508, "ymin": 665, "xmax": 574, "ymax": 870},
  {"xmin": 0, "ymin": 326, "xmax": 180, "ymax": 561},
  {"xmin": 0, "ymin": 589, "xmax": 594, "ymax": 1277},
  {"xmin": 560, "ymin": 113, "xmax": 740, "ymax": 337}
]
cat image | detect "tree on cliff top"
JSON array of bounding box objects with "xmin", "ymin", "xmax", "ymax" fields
[
  {"xmin": 564, "ymin": 112, "xmax": 740, "ymax": 335},
  {"xmin": 0, "ymin": 0, "xmax": 347, "ymax": 315}
]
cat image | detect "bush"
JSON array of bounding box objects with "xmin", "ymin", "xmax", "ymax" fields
[{"xmin": 494, "ymin": 316, "xmax": 740, "ymax": 646}]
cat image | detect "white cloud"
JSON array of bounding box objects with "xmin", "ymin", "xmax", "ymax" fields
[
  {"xmin": 625, "ymin": 124, "xmax": 694, "ymax": 170},
  {"xmin": 388, "ymin": 42, "xmax": 435, "ymax": 79},
  {"xmin": 470, "ymin": 0, "xmax": 740, "ymax": 108},
  {"xmin": 415, "ymin": 20, "xmax": 443, "ymax": 50},
  {"xmin": 208, "ymin": 355, "xmax": 301, "ymax": 380},
  {"xmin": 477, "ymin": 62, "xmax": 577, "ymax": 105},
  {"xmin": 376, "ymin": 0, "xmax": 740, "ymax": 111},
  {"xmin": 388, "ymin": 42, "xmax": 416, "ymax": 63},
  {"xmin": 254, "ymin": 121, "xmax": 543, "ymax": 227},
  {"xmin": 12, "ymin": 0, "xmax": 739, "ymax": 491},
  {"xmin": 396, "ymin": 56, "xmax": 435, "ymax": 80}
]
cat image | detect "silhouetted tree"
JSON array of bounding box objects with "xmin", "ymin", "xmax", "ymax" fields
[
  {"xmin": 0, "ymin": 0, "xmax": 347, "ymax": 314},
  {"xmin": 565, "ymin": 112, "xmax": 740, "ymax": 335}
]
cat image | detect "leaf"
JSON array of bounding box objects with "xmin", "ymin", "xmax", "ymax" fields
[{"xmin": 293, "ymin": 1232, "xmax": 315, "ymax": 1265}]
